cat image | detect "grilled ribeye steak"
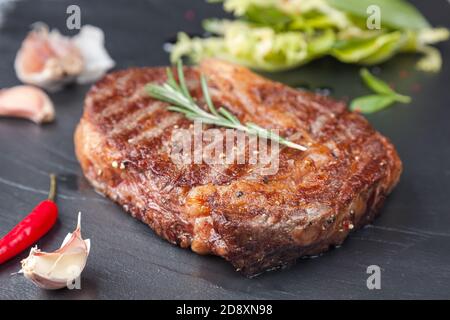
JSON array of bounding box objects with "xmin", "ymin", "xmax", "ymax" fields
[{"xmin": 75, "ymin": 59, "xmax": 402, "ymax": 276}]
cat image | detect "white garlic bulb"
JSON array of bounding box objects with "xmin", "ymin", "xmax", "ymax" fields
[
  {"xmin": 14, "ymin": 23, "xmax": 115, "ymax": 91},
  {"xmin": 15, "ymin": 23, "xmax": 84, "ymax": 92}
]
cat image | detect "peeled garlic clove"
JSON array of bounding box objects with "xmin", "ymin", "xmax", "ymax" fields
[
  {"xmin": 0, "ymin": 85, "xmax": 55, "ymax": 124},
  {"xmin": 20, "ymin": 213, "xmax": 90, "ymax": 290},
  {"xmin": 72, "ymin": 25, "xmax": 115, "ymax": 84},
  {"xmin": 14, "ymin": 23, "xmax": 84, "ymax": 91}
]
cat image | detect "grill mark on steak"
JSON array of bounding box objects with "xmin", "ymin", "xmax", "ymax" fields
[
  {"xmin": 75, "ymin": 59, "xmax": 402, "ymax": 276},
  {"xmin": 98, "ymin": 89, "xmax": 148, "ymax": 120},
  {"xmin": 108, "ymin": 102, "xmax": 164, "ymax": 136},
  {"xmin": 127, "ymin": 113, "xmax": 181, "ymax": 145}
]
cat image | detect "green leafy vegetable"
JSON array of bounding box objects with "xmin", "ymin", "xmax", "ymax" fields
[
  {"xmin": 307, "ymin": 29, "xmax": 336, "ymax": 57},
  {"xmin": 171, "ymin": 23, "xmax": 314, "ymax": 71},
  {"xmin": 327, "ymin": 0, "xmax": 430, "ymax": 30},
  {"xmin": 416, "ymin": 45, "xmax": 443, "ymax": 73},
  {"xmin": 351, "ymin": 68, "xmax": 411, "ymax": 113},
  {"xmin": 243, "ymin": 5, "xmax": 292, "ymax": 29},
  {"xmin": 332, "ymin": 32, "xmax": 404, "ymax": 63},
  {"xmin": 171, "ymin": 0, "xmax": 449, "ymax": 72},
  {"xmin": 359, "ymin": 33, "xmax": 407, "ymax": 65},
  {"xmin": 146, "ymin": 60, "xmax": 307, "ymax": 151}
]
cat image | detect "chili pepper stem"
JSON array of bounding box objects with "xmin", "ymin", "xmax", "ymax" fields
[{"xmin": 47, "ymin": 174, "xmax": 57, "ymax": 201}]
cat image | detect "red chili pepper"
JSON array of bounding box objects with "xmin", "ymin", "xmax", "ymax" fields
[{"xmin": 0, "ymin": 174, "xmax": 58, "ymax": 265}]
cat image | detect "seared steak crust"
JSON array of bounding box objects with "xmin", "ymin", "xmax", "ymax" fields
[{"xmin": 75, "ymin": 59, "xmax": 402, "ymax": 276}]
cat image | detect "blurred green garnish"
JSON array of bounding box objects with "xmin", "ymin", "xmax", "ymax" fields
[{"xmin": 350, "ymin": 68, "xmax": 411, "ymax": 113}]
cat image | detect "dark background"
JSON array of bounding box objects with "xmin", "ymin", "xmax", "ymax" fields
[{"xmin": 0, "ymin": 0, "xmax": 449, "ymax": 299}]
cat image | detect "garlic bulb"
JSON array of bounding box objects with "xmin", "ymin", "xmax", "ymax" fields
[
  {"xmin": 15, "ymin": 23, "xmax": 115, "ymax": 91},
  {"xmin": 0, "ymin": 85, "xmax": 54, "ymax": 124},
  {"xmin": 15, "ymin": 23, "xmax": 84, "ymax": 91},
  {"xmin": 20, "ymin": 213, "xmax": 91, "ymax": 290}
]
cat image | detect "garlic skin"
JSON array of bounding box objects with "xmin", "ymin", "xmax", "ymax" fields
[
  {"xmin": 20, "ymin": 213, "xmax": 91, "ymax": 290},
  {"xmin": 15, "ymin": 23, "xmax": 115, "ymax": 91},
  {"xmin": 15, "ymin": 23, "xmax": 84, "ymax": 92},
  {"xmin": 73, "ymin": 25, "xmax": 116, "ymax": 84},
  {"xmin": 0, "ymin": 85, "xmax": 55, "ymax": 124}
]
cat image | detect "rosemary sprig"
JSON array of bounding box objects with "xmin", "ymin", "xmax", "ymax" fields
[{"xmin": 145, "ymin": 61, "xmax": 307, "ymax": 151}]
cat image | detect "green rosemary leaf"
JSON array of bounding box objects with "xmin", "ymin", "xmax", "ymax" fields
[
  {"xmin": 200, "ymin": 75, "xmax": 219, "ymax": 116},
  {"xmin": 176, "ymin": 60, "xmax": 193, "ymax": 103},
  {"xmin": 166, "ymin": 67, "xmax": 180, "ymax": 91},
  {"xmin": 146, "ymin": 61, "xmax": 307, "ymax": 151},
  {"xmin": 167, "ymin": 106, "xmax": 195, "ymax": 116},
  {"xmin": 218, "ymin": 107, "xmax": 240, "ymax": 124}
]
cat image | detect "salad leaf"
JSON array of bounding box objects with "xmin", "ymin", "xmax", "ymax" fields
[
  {"xmin": 332, "ymin": 31, "xmax": 403, "ymax": 63},
  {"xmin": 327, "ymin": 0, "xmax": 430, "ymax": 30},
  {"xmin": 223, "ymin": 0, "xmax": 350, "ymax": 28},
  {"xmin": 359, "ymin": 33, "xmax": 407, "ymax": 65},
  {"xmin": 307, "ymin": 29, "xmax": 335, "ymax": 57},
  {"xmin": 416, "ymin": 45, "xmax": 443, "ymax": 73},
  {"xmin": 243, "ymin": 5, "xmax": 292, "ymax": 28},
  {"xmin": 171, "ymin": 24, "xmax": 312, "ymax": 71},
  {"xmin": 203, "ymin": 19, "xmax": 232, "ymax": 35},
  {"xmin": 418, "ymin": 28, "xmax": 450, "ymax": 46},
  {"xmin": 171, "ymin": 0, "xmax": 448, "ymax": 72},
  {"xmin": 289, "ymin": 14, "xmax": 337, "ymax": 31}
]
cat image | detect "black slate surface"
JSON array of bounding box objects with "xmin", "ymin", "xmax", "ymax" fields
[{"xmin": 0, "ymin": 0, "xmax": 449, "ymax": 300}]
